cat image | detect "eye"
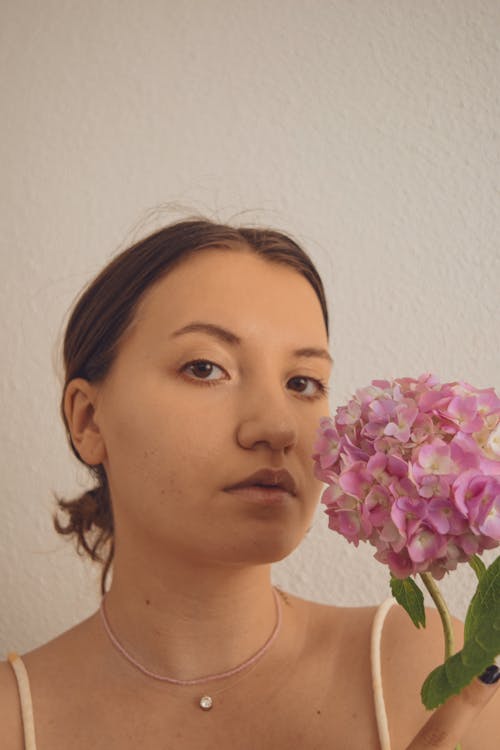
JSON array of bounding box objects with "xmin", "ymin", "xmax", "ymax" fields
[
  {"xmin": 180, "ymin": 359, "xmax": 330, "ymax": 401},
  {"xmin": 181, "ymin": 360, "xmax": 225, "ymax": 383},
  {"xmin": 288, "ymin": 376, "xmax": 330, "ymax": 401}
]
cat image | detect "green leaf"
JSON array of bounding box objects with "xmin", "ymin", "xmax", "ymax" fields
[
  {"xmin": 421, "ymin": 555, "xmax": 500, "ymax": 710},
  {"xmin": 464, "ymin": 554, "xmax": 500, "ymax": 642},
  {"xmin": 390, "ymin": 575, "xmax": 426, "ymax": 629},
  {"xmin": 468, "ymin": 554, "xmax": 487, "ymax": 582}
]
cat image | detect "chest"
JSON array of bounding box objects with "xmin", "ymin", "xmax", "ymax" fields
[
  {"xmin": 31, "ymin": 621, "xmax": 381, "ymax": 750},
  {"xmin": 38, "ymin": 689, "xmax": 380, "ymax": 750}
]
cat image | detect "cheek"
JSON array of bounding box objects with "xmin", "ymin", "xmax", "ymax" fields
[
  {"xmin": 105, "ymin": 399, "xmax": 227, "ymax": 494},
  {"xmin": 100, "ymin": 395, "xmax": 169, "ymax": 487},
  {"xmin": 301, "ymin": 419, "xmax": 323, "ymax": 465}
]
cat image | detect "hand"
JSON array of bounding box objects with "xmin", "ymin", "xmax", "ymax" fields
[{"xmin": 405, "ymin": 666, "xmax": 500, "ymax": 749}]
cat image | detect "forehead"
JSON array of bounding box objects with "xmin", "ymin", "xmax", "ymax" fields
[{"xmin": 128, "ymin": 247, "xmax": 328, "ymax": 346}]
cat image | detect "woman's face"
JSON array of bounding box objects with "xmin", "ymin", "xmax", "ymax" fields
[{"xmin": 89, "ymin": 246, "xmax": 333, "ymax": 566}]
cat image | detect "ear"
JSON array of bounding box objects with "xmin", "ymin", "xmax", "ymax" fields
[{"xmin": 63, "ymin": 378, "xmax": 107, "ymax": 465}]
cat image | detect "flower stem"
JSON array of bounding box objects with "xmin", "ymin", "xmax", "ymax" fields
[
  {"xmin": 419, "ymin": 572, "xmax": 455, "ymax": 660},
  {"xmin": 419, "ymin": 573, "xmax": 460, "ymax": 750}
]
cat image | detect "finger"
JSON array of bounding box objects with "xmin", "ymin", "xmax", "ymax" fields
[{"xmin": 405, "ymin": 664, "xmax": 500, "ymax": 750}]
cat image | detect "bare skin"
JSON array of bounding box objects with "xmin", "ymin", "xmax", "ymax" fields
[
  {"xmin": 1, "ymin": 247, "xmax": 499, "ymax": 748},
  {"xmin": 1, "ymin": 596, "xmax": 499, "ymax": 749}
]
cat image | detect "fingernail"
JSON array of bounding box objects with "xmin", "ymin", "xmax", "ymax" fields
[{"xmin": 478, "ymin": 665, "xmax": 500, "ymax": 685}]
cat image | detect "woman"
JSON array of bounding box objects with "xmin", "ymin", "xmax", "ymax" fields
[{"xmin": 1, "ymin": 217, "xmax": 498, "ymax": 749}]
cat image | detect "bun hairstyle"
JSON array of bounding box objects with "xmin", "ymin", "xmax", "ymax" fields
[{"xmin": 53, "ymin": 216, "xmax": 330, "ymax": 597}]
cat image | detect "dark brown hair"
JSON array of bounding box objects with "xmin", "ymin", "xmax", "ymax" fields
[{"xmin": 53, "ymin": 216, "xmax": 330, "ymax": 596}]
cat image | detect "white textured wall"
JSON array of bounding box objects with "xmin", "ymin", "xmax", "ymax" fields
[{"xmin": 1, "ymin": 0, "xmax": 499, "ymax": 656}]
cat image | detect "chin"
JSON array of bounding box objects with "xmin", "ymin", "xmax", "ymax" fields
[{"xmin": 221, "ymin": 528, "xmax": 307, "ymax": 566}]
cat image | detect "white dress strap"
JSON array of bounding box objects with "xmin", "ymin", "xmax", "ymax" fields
[
  {"xmin": 370, "ymin": 597, "xmax": 397, "ymax": 750},
  {"xmin": 7, "ymin": 652, "xmax": 38, "ymax": 750}
]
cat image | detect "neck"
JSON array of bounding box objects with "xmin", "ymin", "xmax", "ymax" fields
[{"xmin": 97, "ymin": 551, "xmax": 290, "ymax": 682}]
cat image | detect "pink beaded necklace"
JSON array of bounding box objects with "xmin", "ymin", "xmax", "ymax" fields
[{"xmin": 99, "ymin": 586, "xmax": 283, "ymax": 710}]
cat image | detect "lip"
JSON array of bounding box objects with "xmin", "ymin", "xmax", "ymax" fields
[
  {"xmin": 224, "ymin": 486, "xmax": 293, "ymax": 506},
  {"xmin": 224, "ymin": 468, "xmax": 297, "ymax": 496}
]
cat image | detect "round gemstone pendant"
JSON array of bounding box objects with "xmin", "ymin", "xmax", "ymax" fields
[{"xmin": 199, "ymin": 695, "xmax": 213, "ymax": 710}]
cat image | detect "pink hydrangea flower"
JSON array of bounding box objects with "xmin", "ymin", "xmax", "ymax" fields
[{"xmin": 312, "ymin": 373, "xmax": 500, "ymax": 579}]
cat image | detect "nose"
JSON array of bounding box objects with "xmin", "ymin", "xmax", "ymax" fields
[{"xmin": 235, "ymin": 377, "xmax": 299, "ymax": 453}]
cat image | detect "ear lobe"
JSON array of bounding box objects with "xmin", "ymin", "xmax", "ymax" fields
[{"xmin": 63, "ymin": 378, "xmax": 107, "ymax": 465}]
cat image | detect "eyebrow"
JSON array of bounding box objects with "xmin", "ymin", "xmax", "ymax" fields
[{"xmin": 170, "ymin": 322, "xmax": 334, "ymax": 365}]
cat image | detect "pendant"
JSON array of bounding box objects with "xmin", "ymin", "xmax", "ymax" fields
[{"xmin": 199, "ymin": 695, "xmax": 213, "ymax": 710}]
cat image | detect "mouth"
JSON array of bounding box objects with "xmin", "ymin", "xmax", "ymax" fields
[
  {"xmin": 224, "ymin": 484, "xmax": 293, "ymax": 506},
  {"xmin": 225, "ymin": 468, "xmax": 297, "ymax": 496}
]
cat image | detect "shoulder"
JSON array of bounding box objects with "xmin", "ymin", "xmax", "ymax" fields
[
  {"xmin": 382, "ymin": 599, "xmax": 456, "ymax": 669},
  {"xmin": 376, "ymin": 603, "xmax": 500, "ymax": 750},
  {"xmin": 0, "ymin": 614, "xmax": 104, "ymax": 750},
  {"xmin": 0, "ymin": 657, "xmax": 24, "ymax": 750},
  {"xmin": 373, "ymin": 603, "xmax": 463, "ymax": 746},
  {"xmin": 278, "ymin": 589, "xmax": 378, "ymax": 646},
  {"xmin": 287, "ymin": 593, "xmax": 499, "ymax": 748},
  {"xmin": 280, "ymin": 589, "xmax": 389, "ymax": 664}
]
